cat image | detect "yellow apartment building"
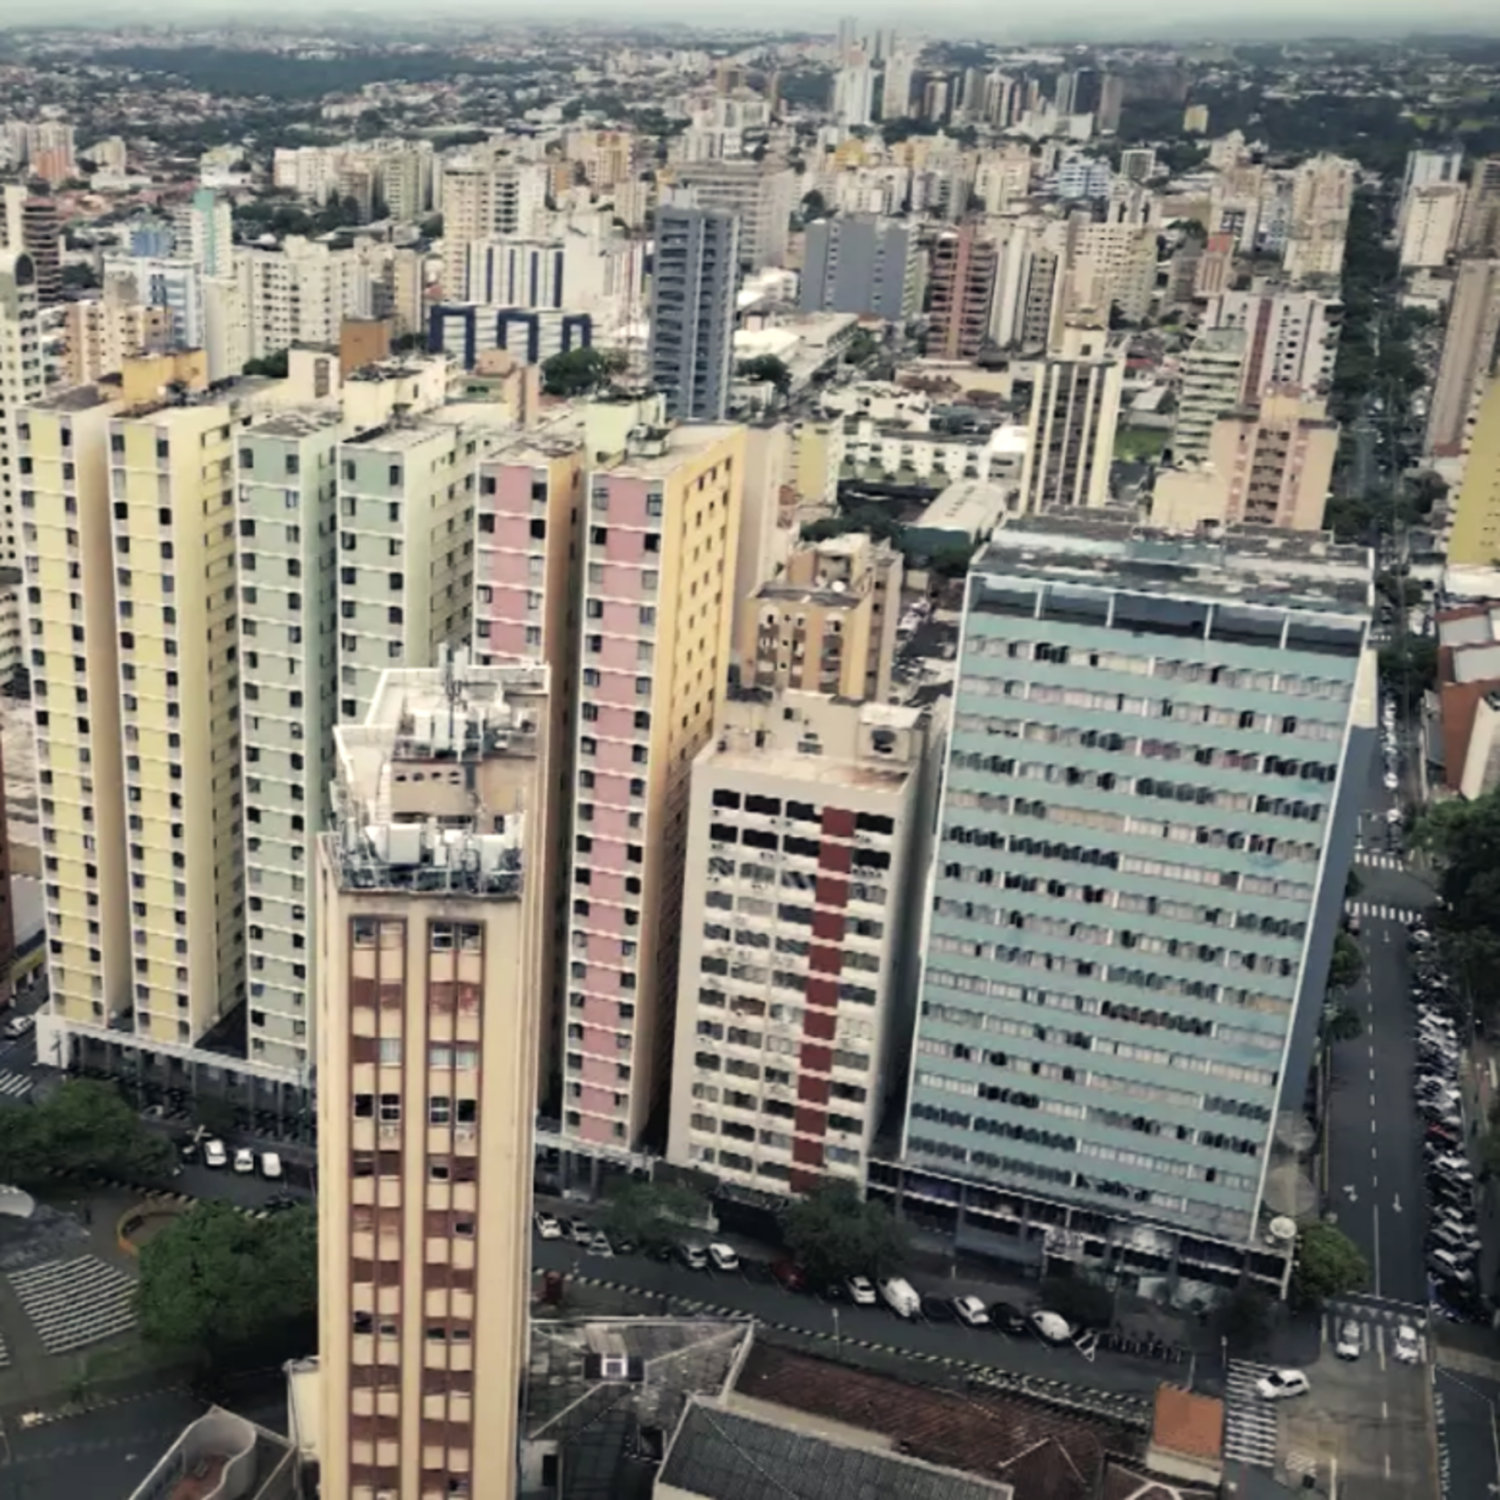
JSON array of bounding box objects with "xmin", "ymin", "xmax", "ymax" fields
[{"xmin": 1449, "ymin": 377, "xmax": 1500, "ymax": 567}]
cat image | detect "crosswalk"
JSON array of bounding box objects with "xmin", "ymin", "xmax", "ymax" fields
[
  {"xmin": 0, "ymin": 1071, "xmax": 33, "ymax": 1100},
  {"xmin": 1322, "ymin": 1306, "xmax": 1427, "ymax": 1362},
  {"xmin": 1354, "ymin": 851, "xmax": 1407, "ymax": 871},
  {"xmin": 1345, "ymin": 900, "xmax": 1423, "ymax": 924},
  {"xmin": 1223, "ymin": 1360, "xmax": 1281, "ymax": 1468}
]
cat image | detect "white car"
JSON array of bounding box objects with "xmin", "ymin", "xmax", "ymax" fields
[
  {"xmin": 232, "ymin": 1147, "xmax": 256, "ymax": 1175},
  {"xmin": 202, "ymin": 1138, "xmax": 228, "ymax": 1169},
  {"xmin": 707, "ymin": 1243, "xmax": 739, "ymax": 1272},
  {"xmin": 1334, "ymin": 1320, "xmax": 1362, "ymax": 1359},
  {"xmin": 953, "ymin": 1295, "xmax": 990, "ymax": 1327},
  {"xmin": 3, "ymin": 1014, "xmax": 35, "ymax": 1039},
  {"xmin": 534, "ymin": 1212, "xmax": 563, "ymax": 1240},
  {"xmin": 846, "ymin": 1276, "xmax": 877, "ymax": 1306},
  {"xmin": 1255, "ymin": 1368, "xmax": 1311, "ymax": 1400},
  {"xmin": 1386, "ymin": 808, "xmax": 1403, "ymax": 824},
  {"xmin": 1393, "ymin": 1325, "xmax": 1422, "ymax": 1365},
  {"xmin": 1384, "ymin": 773, "xmax": 1400, "ymax": 791},
  {"xmin": 1029, "ymin": 1310, "xmax": 1073, "ymax": 1345},
  {"xmin": 259, "ymin": 1151, "xmax": 283, "ymax": 1180}
]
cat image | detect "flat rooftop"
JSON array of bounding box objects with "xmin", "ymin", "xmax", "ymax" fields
[
  {"xmin": 253, "ymin": 404, "xmax": 343, "ymax": 440},
  {"xmin": 604, "ymin": 422, "xmax": 740, "ymax": 478},
  {"xmin": 28, "ymin": 383, "xmax": 117, "ymax": 412},
  {"xmin": 976, "ymin": 514, "xmax": 1373, "ymax": 615}
]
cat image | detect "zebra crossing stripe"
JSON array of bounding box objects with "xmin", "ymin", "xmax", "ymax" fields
[
  {"xmin": 1222, "ymin": 1360, "xmax": 1281, "ymax": 1468},
  {"xmin": 0, "ymin": 1072, "xmax": 33, "ymax": 1099},
  {"xmin": 1345, "ymin": 901, "xmax": 1424, "ymax": 924}
]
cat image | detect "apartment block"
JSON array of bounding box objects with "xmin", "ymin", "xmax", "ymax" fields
[
  {"xmin": 1018, "ymin": 323, "xmax": 1124, "ymax": 512},
  {"xmin": 64, "ymin": 290, "xmax": 173, "ymax": 386},
  {"xmin": 1398, "ymin": 147, "xmax": 1463, "ymax": 244},
  {"xmin": 1282, "ymin": 154, "xmax": 1355, "ymax": 281},
  {"xmin": 472, "ymin": 429, "xmax": 586, "ymax": 1095},
  {"xmin": 440, "ymin": 159, "xmax": 550, "ymax": 299},
  {"xmin": 649, "ymin": 206, "xmax": 740, "ymax": 424},
  {"xmin": 0, "ymin": 250, "xmax": 43, "ymax": 569},
  {"xmin": 561, "ymin": 423, "xmax": 744, "ymax": 1152},
  {"xmin": 668, "ymin": 162, "xmax": 796, "ymax": 270},
  {"xmin": 666, "ymin": 692, "xmax": 937, "ymax": 1192},
  {"xmin": 1426, "ymin": 258, "xmax": 1500, "ymax": 460},
  {"xmin": 20, "ymin": 385, "xmax": 131, "ymax": 1032},
  {"xmin": 1171, "ymin": 329, "xmax": 1247, "ymax": 465},
  {"xmin": 928, "ymin": 227, "xmax": 997, "ymax": 361},
  {"xmin": 1202, "ymin": 286, "xmax": 1342, "ymax": 402},
  {"xmin": 336, "ymin": 413, "xmax": 496, "ymax": 725},
  {"xmin": 316, "ymin": 663, "xmax": 553, "ymax": 1500},
  {"xmin": 1447, "ymin": 377, "xmax": 1500, "ymax": 566},
  {"xmin": 890, "ymin": 517, "xmax": 1371, "ymax": 1291},
  {"xmin": 741, "ymin": 533, "xmax": 903, "ymax": 704},
  {"xmin": 1459, "ymin": 157, "xmax": 1500, "ymax": 257},
  {"xmin": 1399, "ymin": 184, "xmax": 1466, "ymax": 271},
  {"xmin": 237, "ymin": 407, "xmax": 343, "ymax": 1073},
  {"xmin": 800, "ymin": 215, "xmax": 920, "ymax": 322}
]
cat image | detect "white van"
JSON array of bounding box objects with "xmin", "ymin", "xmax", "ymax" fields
[{"xmin": 879, "ymin": 1276, "xmax": 921, "ymax": 1319}]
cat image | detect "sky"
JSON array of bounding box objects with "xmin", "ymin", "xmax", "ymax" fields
[{"xmin": 4, "ymin": 0, "xmax": 1500, "ymax": 38}]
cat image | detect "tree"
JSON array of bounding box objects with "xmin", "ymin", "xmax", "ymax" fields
[
  {"xmin": 61, "ymin": 262, "xmax": 99, "ymax": 291},
  {"xmin": 1327, "ymin": 930, "xmax": 1364, "ymax": 993},
  {"xmin": 601, "ymin": 1179, "xmax": 709, "ymax": 1253},
  {"xmin": 243, "ymin": 351, "xmax": 289, "ymax": 379},
  {"xmin": 1378, "ymin": 638, "xmax": 1437, "ymax": 720},
  {"xmin": 419, "ymin": 214, "xmax": 444, "ymax": 240},
  {"xmin": 800, "ymin": 188, "xmax": 829, "ymax": 221},
  {"xmin": 0, "ymin": 1079, "xmax": 174, "ymax": 1186},
  {"xmin": 1413, "ymin": 788, "xmax": 1500, "ymax": 1020},
  {"xmin": 1321, "ymin": 1002, "xmax": 1363, "ymax": 1044},
  {"xmin": 782, "ymin": 1180, "xmax": 908, "ymax": 1287},
  {"xmin": 736, "ymin": 354, "xmax": 792, "ymax": 395},
  {"xmin": 1039, "ymin": 1275, "xmax": 1112, "ymax": 1329},
  {"xmin": 1215, "ymin": 1284, "xmax": 1273, "ymax": 1353},
  {"xmin": 137, "ymin": 1201, "xmax": 317, "ymax": 1366},
  {"xmin": 1291, "ymin": 1220, "xmax": 1368, "ymax": 1309},
  {"xmin": 541, "ymin": 346, "xmax": 621, "ymax": 398},
  {"xmin": 1345, "ymin": 867, "xmax": 1364, "ymax": 900}
]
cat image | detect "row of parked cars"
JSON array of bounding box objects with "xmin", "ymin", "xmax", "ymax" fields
[
  {"xmin": 180, "ymin": 1126, "xmax": 283, "ymax": 1180},
  {"xmin": 1410, "ymin": 923, "xmax": 1486, "ymax": 1316}
]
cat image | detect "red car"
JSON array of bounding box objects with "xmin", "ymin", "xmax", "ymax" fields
[{"xmin": 770, "ymin": 1259, "xmax": 807, "ymax": 1292}]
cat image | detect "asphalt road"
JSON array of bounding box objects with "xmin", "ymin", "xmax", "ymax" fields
[
  {"xmin": 1433, "ymin": 1366, "xmax": 1500, "ymax": 1500},
  {"xmin": 1327, "ymin": 734, "xmax": 1437, "ymax": 1307},
  {"xmin": 531, "ymin": 1235, "xmax": 1199, "ymax": 1405}
]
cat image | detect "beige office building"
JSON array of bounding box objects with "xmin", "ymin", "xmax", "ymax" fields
[
  {"xmin": 1, "ymin": 251, "xmax": 44, "ymax": 569},
  {"xmin": 1459, "ymin": 157, "xmax": 1500, "ymax": 256},
  {"xmin": 316, "ymin": 662, "xmax": 553, "ymax": 1500},
  {"xmin": 741, "ymin": 533, "xmax": 902, "ymax": 704},
  {"xmin": 1019, "ymin": 322, "xmax": 1124, "ymax": 512},
  {"xmin": 1399, "ymin": 184, "xmax": 1466, "ymax": 270},
  {"xmin": 1426, "ymin": 258, "xmax": 1500, "ymax": 460},
  {"xmin": 666, "ymin": 691, "xmax": 936, "ymax": 1192},
  {"xmin": 64, "ymin": 289, "xmax": 173, "ymax": 386},
  {"xmin": 1171, "ymin": 328, "xmax": 1247, "ymax": 464}
]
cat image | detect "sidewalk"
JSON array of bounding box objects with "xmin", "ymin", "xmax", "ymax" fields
[{"xmin": 1459, "ymin": 1035, "xmax": 1500, "ymax": 1303}]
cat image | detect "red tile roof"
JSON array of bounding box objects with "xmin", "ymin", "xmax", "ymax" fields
[{"xmin": 1151, "ymin": 1386, "xmax": 1223, "ymax": 1462}]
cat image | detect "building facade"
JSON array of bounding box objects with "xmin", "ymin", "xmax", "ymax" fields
[
  {"xmin": 890, "ymin": 517, "xmax": 1371, "ymax": 1297},
  {"xmin": 1202, "ymin": 286, "xmax": 1342, "ymax": 402},
  {"xmin": 1171, "ymin": 329, "xmax": 1247, "ymax": 465},
  {"xmin": 1018, "ymin": 324, "xmax": 1124, "ymax": 512},
  {"xmin": 0, "ymin": 251, "xmax": 42, "ymax": 569},
  {"xmin": 649, "ymin": 206, "xmax": 740, "ymax": 423},
  {"xmin": 800, "ymin": 216, "xmax": 918, "ymax": 323},
  {"xmin": 928, "ymin": 226, "xmax": 998, "ymax": 361},
  {"xmin": 1426, "ymin": 258, "xmax": 1500, "ymax": 460},
  {"xmin": 316, "ymin": 663, "xmax": 553, "ymax": 1500}
]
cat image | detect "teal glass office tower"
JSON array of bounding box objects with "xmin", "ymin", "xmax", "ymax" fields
[{"xmin": 885, "ymin": 518, "xmax": 1373, "ymax": 1295}]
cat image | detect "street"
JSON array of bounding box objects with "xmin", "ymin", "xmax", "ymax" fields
[{"xmin": 1328, "ymin": 733, "xmax": 1436, "ymax": 1305}]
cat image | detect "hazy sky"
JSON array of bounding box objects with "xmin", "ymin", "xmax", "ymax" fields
[{"xmin": 5, "ymin": 0, "xmax": 1500, "ymax": 38}]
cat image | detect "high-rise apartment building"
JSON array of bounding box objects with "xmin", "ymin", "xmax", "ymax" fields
[
  {"xmin": 0, "ymin": 729, "xmax": 13, "ymax": 1006},
  {"xmin": 173, "ymin": 189, "xmax": 234, "ymax": 279},
  {"xmin": 1399, "ymin": 148, "xmax": 1464, "ymax": 229},
  {"xmin": 1399, "ymin": 184, "xmax": 1466, "ymax": 270},
  {"xmin": 237, "ymin": 236, "xmax": 370, "ymax": 362},
  {"xmin": 19, "ymin": 384, "xmax": 131, "ymax": 1031},
  {"xmin": 666, "ymin": 691, "xmax": 937, "ymax": 1192},
  {"xmin": 1282, "ymin": 154, "xmax": 1355, "ymax": 281},
  {"xmin": 928, "ymin": 226, "xmax": 998, "ymax": 361},
  {"xmin": 1446, "ymin": 377, "xmax": 1500, "ymax": 566},
  {"xmin": 21, "ymin": 198, "xmax": 62, "ymax": 305},
  {"xmin": 1458, "ymin": 157, "xmax": 1500, "ymax": 257},
  {"xmin": 64, "ymin": 288, "xmax": 173, "ymax": 386},
  {"xmin": 236, "ymin": 407, "xmax": 344, "ymax": 1073},
  {"xmin": 1202, "ymin": 286, "xmax": 1343, "ymax": 402},
  {"xmin": 0, "ymin": 251, "xmax": 43, "ymax": 569},
  {"xmin": 1171, "ymin": 329, "xmax": 1247, "ymax": 464},
  {"xmin": 649, "ymin": 206, "xmax": 740, "ymax": 423},
  {"xmin": 316, "ymin": 662, "xmax": 553, "ymax": 1500},
  {"xmin": 668, "ymin": 162, "xmax": 796, "ymax": 269},
  {"xmin": 1017, "ymin": 323, "xmax": 1124, "ymax": 511},
  {"xmin": 336, "ymin": 412, "xmax": 496, "ymax": 726},
  {"xmin": 800, "ymin": 215, "xmax": 919, "ymax": 323},
  {"xmin": 102, "ymin": 255, "xmax": 205, "ymax": 351},
  {"xmin": 889, "ymin": 517, "xmax": 1371, "ymax": 1287},
  {"xmin": 440, "ymin": 159, "xmax": 550, "ymax": 298},
  {"xmin": 1426, "ymin": 258, "xmax": 1500, "ymax": 460},
  {"xmin": 741, "ymin": 533, "xmax": 903, "ymax": 704},
  {"xmin": 560, "ymin": 422, "xmax": 744, "ymax": 1153}
]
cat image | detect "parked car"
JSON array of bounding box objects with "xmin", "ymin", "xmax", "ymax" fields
[
  {"xmin": 953, "ymin": 1295, "xmax": 991, "ymax": 1328},
  {"xmin": 534, "ymin": 1211, "xmax": 563, "ymax": 1240},
  {"xmin": 677, "ymin": 1242, "xmax": 709, "ymax": 1271},
  {"xmin": 989, "ymin": 1302, "xmax": 1029, "ymax": 1335},
  {"xmin": 585, "ymin": 1232, "xmax": 615, "ymax": 1257},
  {"xmin": 1428, "ymin": 1249, "xmax": 1476, "ymax": 1284},
  {"xmin": 202, "ymin": 1137, "xmax": 228, "ymax": 1169},
  {"xmin": 259, "ymin": 1151, "xmax": 283, "ymax": 1180},
  {"xmin": 845, "ymin": 1276, "xmax": 877, "ymax": 1306},
  {"xmin": 1255, "ymin": 1369, "xmax": 1311, "ymax": 1400},
  {"xmin": 921, "ymin": 1296, "xmax": 957, "ymax": 1324},
  {"xmin": 232, "ymin": 1147, "xmax": 255, "ymax": 1175},
  {"xmin": 770, "ymin": 1260, "xmax": 807, "ymax": 1293},
  {"xmin": 1029, "ymin": 1310, "xmax": 1073, "ymax": 1345},
  {"xmin": 3, "ymin": 1014, "xmax": 35, "ymax": 1039},
  {"xmin": 707, "ymin": 1243, "xmax": 739, "ymax": 1273},
  {"xmin": 879, "ymin": 1277, "xmax": 922, "ymax": 1320},
  {"xmin": 1334, "ymin": 1322, "xmax": 1362, "ymax": 1360}
]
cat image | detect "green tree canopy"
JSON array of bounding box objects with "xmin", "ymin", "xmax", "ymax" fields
[
  {"xmin": 782, "ymin": 1180, "xmax": 908, "ymax": 1287},
  {"xmin": 1291, "ymin": 1219, "xmax": 1369, "ymax": 1310},
  {"xmin": 1378, "ymin": 638, "xmax": 1437, "ymax": 720},
  {"xmin": 0, "ymin": 1079, "xmax": 173, "ymax": 1186},
  {"xmin": 137, "ymin": 1201, "xmax": 317, "ymax": 1366},
  {"xmin": 736, "ymin": 354, "xmax": 792, "ymax": 394},
  {"xmin": 1039, "ymin": 1275, "xmax": 1112, "ymax": 1329},
  {"xmin": 1413, "ymin": 788, "xmax": 1500, "ymax": 1020},
  {"xmin": 600, "ymin": 1179, "xmax": 709, "ymax": 1253},
  {"xmin": 243, "ymin": 350, "xmax": 289, "ymax": 379},
  {"xmin": 541, "ymin": 346, "xmax": 624, "ymax": 398},
  {"xmin": 1327, "ymin": 930, "xmax": 1364, "ymax": 994}
]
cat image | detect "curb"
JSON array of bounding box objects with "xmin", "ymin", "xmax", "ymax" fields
[
  {"xmin": 549, "ymin": 1270, "xmax": 1153, "ymax": 1426},
  {"xmin": 33, "ymin": 1170, "xmax": 280, "ymax": 1223},
  {"xmin": 13, "ymin": 1379, "xmax": 191, "ymax": 1430}
]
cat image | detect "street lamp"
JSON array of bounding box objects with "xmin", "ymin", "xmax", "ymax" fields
[{"xmin": 832, "ymin": 1306, "xmax": 841, "ymax": 1354}]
